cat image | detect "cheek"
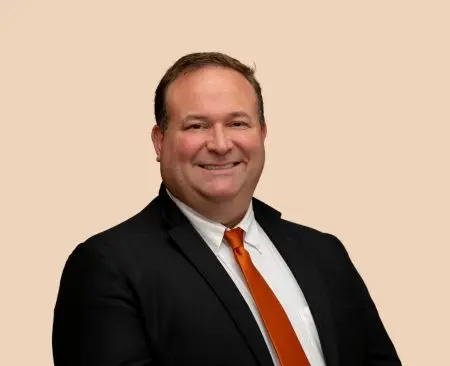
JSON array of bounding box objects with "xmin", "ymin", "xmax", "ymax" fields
[
  {"xmin": 237, "ymin": 135, "xmax": 265, "ymax": 156},
  {"xmin": 168, "ymin": 134, "xmax": 204, "ymax": 162}
]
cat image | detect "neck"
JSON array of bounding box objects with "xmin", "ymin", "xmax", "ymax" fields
[
  {"xmin": 166, "ymin": 187, "xmax": 251, "ymax": 228},
  {"xmin": 205, "ymin": 203, "xmax": 247, "ymax": 228}
]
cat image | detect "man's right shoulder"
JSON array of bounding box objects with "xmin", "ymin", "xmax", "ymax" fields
[{"xmin": 69, "ymin": 196, "xmax": 168, "ymax": 264}]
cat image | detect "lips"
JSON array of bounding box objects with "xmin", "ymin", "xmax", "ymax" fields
[{"xmin": 199, "ymin": 162, "xmax": 240, "ymax": 170}]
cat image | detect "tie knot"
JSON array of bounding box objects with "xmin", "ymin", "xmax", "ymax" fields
[{"xmin": 223, "ymin": 227, "xmax": 245, "ymax": 250}]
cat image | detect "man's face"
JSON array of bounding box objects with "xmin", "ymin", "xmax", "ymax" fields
[{"xmin": 152, "ymin": 66, "xmax": 267, "ymax": 207}]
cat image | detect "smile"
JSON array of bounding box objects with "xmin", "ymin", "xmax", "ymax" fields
[{"xmin": 200, "ymin": 163, "xmax": 240, "ymax": 170}]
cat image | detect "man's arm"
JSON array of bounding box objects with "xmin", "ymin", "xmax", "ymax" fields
[
  {"xmin": 52, "ymin": 242, "xmax": 152, "ymax": 366},
  {"xmin": 333, "ymin": 235, "xmax": 402, "ymax": 366}
]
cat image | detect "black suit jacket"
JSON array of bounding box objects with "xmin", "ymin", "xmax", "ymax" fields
[{"xmin": 52, "ymin": 184, "xmax": 401, "ymax": 365}]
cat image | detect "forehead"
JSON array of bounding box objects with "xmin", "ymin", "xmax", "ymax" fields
[{"xmin": 165, "ymin": 66, "xmax": 257, "ymax": 117}]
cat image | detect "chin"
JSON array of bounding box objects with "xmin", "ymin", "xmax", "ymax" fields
[{"xmin": 200, "ymin": 184, "xmax": 240, "ymax": 202}]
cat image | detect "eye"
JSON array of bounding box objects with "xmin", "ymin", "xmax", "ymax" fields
[
  {"xmin": 231, "ymin": 121, "xmax": 248, "ymax": 128},
  {"xmin": 187, "ymin": 123, "xmax": 204, "ymax": 130}
]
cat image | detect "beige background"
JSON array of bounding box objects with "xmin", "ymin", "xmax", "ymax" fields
[{"xmin": 1, "ymin": 1, "xmax": 449, "ymax": 365}]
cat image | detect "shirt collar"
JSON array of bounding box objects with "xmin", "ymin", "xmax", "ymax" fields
[{"xmin": 166, "ymin": 189, "xmax": 261, "ymax": 254}]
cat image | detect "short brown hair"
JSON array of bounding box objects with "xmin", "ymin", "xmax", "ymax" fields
[{"xmin": 154, "ymin": 52, "xmax": 265, "ymax": 130}]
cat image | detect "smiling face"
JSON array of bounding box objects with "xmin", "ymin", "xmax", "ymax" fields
[{"xmin": 152, "ymin": 66, "xmax": 267, "ymax": 215}]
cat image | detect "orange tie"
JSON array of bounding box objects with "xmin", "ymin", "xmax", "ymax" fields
[{"xmin": 224, "ymin": 228, "xmax": 310, "ymax": 366}]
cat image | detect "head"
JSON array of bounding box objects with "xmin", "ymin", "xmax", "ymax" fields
[{"xmin": 152, "ymin": 52, "xmax": 267, "ymax": 224}]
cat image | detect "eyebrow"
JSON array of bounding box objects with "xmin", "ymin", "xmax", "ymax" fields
[
  {"xmin": 228, "ymin": 111, "xmax": 251, "ymax": 120},
  {"xmin": 183, "ymin": 114, "xmax": 210, "ymax": 123},
  {"xmin": 183, "ymin": 111, "xmax": 251, "ymax": 123}
]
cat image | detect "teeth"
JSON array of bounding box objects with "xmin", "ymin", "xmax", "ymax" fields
[{"xmin": 203, "ymin": 163, "xmax": 235, "ymax": 170}]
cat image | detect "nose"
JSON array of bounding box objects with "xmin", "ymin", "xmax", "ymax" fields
[{"xmin": 206, "ymin": 124, "xmax": 232, "ymax": 155}]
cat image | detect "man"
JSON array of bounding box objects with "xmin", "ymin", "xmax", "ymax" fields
[{"xmin": 52, "ymin": 52, "xmax": 402, "ymax": 366}]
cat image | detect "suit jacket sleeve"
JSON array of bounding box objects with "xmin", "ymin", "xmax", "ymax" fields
[
  {"xmin": 52, "ymin": 241, "xmax": 152, "ymax": 366},
  {"xmin": 333, "ymin": 235, "xmax": 402, "ymax": 366}
]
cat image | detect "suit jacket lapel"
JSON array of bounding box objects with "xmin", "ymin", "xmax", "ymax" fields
[
  {"xmin": 253, "ymin": 198, "xmax": 339, "ymax": 366},
  {"xmin": 159, "ymin": 186, "xmax": 274, "ymax": 366}
]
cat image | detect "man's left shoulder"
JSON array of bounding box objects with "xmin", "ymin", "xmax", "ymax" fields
[
  {"xmin": 252, "ymin": 196, "xmax": 347, "ymax": 255},
  {"xmin": 279, "ymin": 217, "xmax": 360, "ymax": 273},
  {"xmin": 280, "ymin": 218, "xmax": 342, "ymax": 249}
]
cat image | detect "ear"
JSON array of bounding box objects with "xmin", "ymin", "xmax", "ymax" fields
[
  {"xmin": 261, "ymin": 122, "xmax": 267, "ymax": 141},
  {"xmin": 151, "ymin": 124, "xmax": 164, "ymax": 162}
]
